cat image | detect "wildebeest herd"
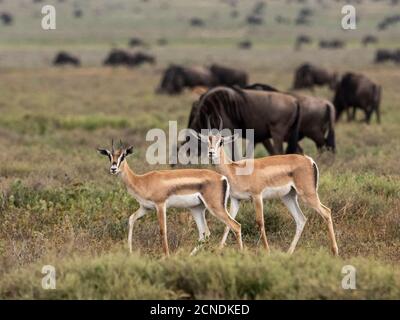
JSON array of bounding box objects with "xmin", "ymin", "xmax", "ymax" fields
[{"xmin": 161, "ymin": 62, "xmax": 381, "ymax": 160}]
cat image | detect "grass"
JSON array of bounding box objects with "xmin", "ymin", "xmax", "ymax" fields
[
  {"xmin": 0, "ymin": 0, "xmax": 399, "ymax": 299},
  {"xmin": 1, "ymin": 250, "xmax": 399, "ymax": 299}
]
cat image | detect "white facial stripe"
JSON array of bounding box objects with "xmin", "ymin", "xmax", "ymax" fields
[{"xmin": 116, "ymin": 152, "xmax": 125, "ymax": 168}]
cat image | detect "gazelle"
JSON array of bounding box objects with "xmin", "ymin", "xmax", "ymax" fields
[
  {"xmin": 97, "ymin": 140, "xmax": 243, "ymax": 256},
  {"xmin": 195, "ymin": 120, "xmax": 339, "ymax": 256}
]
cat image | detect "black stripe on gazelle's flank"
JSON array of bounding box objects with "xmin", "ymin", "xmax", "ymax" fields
[
  {"xmin": 312, "ymin": 162, "xmax": 319, "ymax": 189},
  {"xmin": 221, "ymin": 178, "xmax": 228, "ymax": 208},
  {"xmin": 167, "ymin": 183, "xmax": 204, "ymax": 197}
]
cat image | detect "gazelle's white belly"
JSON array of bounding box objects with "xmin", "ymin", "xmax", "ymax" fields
[
  {"xmin": 166, "ymin": 193, "xmax": 202, "ymax": 208},
  {"xmin": 262, "ymin": 183, "xmax": 293, "ymax": 200},
  {"xmin": 230, "ymin": 190, "xmax": 251, "ymax": 200}
]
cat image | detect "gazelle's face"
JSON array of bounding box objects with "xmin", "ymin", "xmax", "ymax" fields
[
  {"xmin": 207, "ymin": 134, "xmax": 223, "ymax": 162},
  {"xmin": 97, "ymin": 144, "xmax": 133, "ymax": 175}
]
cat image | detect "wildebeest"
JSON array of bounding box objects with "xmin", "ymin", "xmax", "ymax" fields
[
  {"xmin": 333, "ymin": 72, "xmax": 382, "ymax": 124},
  {"xmin": 375, "ymin": 48, "xmax": 400, "ymax": 63},
  {"xmin": 319, "ymin": 39, "xmax": 345, "ymax": 49},
  {"xmin": 53, "ymin": 51, "xmax": 80, "ymax": 67},
  {"xmin": 377, "ymin": 14, "xmax": 400, "ymax": 31},
  {"xmin": 293, "ymin": 63, "xmax": 338, "ymax": 90},
  {"xmin": 129, "ymin": 37, "xmax": 145, "ymax": 47},
  {"xmin": 362, "ymin": 35, "xmax": 378, "ymax": 47},
  {"xmin": 246, "ymin": 15, "xmax": 263, "ymax": 25},
  {"xmin": 190, "ymin": 17, "xmax": 205, "ymax": 27},
  {"xmin": 295, "ymin": 35, "xmax": 312, "ymax": 50},
  {"xmin": 156, "ymin": 65, "xmax": 216, "ymax": 95},
  {"xmin": 209, "ymin": 64, "xmax": 248, "ymax": 88},
  {"xmin": 238, "ymin": 40, "xmax": 252, "ymax": 49},
  {"xmin": 244, "ymin": 84, "xmax": 336, "ymax": 153},
  {"xmin": 0, "ymin": 12, "xmax": 13, "ymax": 25},
  {"xmin": 184, "ymin": 86, "xmax": 301, "ymax": 156},
  {"xmin": 74, "ymin": 8, "xmax": 83, "ymax": 18},
  {"xmin": 103, "ymin": 49, "xmax": 155, "ymax": 67}
]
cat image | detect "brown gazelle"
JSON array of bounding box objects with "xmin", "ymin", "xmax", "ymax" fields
[
  {"xmin": 195, "ymin": 120, "xmax": 339, "ymax": 256},
  {"xmin": 97, "ymin": 140, "xmax": 243, "ymax": 256}
]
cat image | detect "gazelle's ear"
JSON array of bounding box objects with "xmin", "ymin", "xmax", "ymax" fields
[
  {"xmin": 125, "ymin": 146, "xmax": 134, "ymax": 157},
  {"xmin": 97, "ymin": 148, "xmax": 110, "ymax": 156},
  {"xmin": 222, "ymin": 133, "xmax": 240, "ymax": 144}
]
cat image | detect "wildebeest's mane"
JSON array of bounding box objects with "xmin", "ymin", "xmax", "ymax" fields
[
  {"xmin": 244, "ymin": 83, "xmax": 280, "ymax": 92},
  {"xmin": 195, "ymin": 86, "xmax": 249, "ymax": 130}
]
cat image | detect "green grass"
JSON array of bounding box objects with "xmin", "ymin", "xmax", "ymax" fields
[{"xmin": 1, "ymin": 250, "xmax": 399, "ymax": 299}]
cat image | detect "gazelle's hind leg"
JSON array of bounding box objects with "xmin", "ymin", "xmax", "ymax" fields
[
  {"xmin": 219, "ymin": 197, "xmax": 240, "ymax": 249},
  {"xmin": 190, "ymin": 205, "xmax": 209, "ymax": 256},
  {"xmin": 301, "ymin": 194, "xmax": 339, "ymax": 256},
  {"xmin": 281, "ymin": 190, "xmax": 307, "ymax": 254},
  {"xmin": 208, "ymin": 204, "xmax": 243, "ymax": 250}
]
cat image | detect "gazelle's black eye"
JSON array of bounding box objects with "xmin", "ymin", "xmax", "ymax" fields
[{"xmin": 219, "ymin": 140, "xmax": 224, "ymax": 146}]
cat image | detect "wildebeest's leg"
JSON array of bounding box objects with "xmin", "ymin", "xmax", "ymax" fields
[
  {"xmin": 351, "ymin": 107, "xmax": 356, "ymax": 121},
  {"xmin": 262, "ymin": 139, "xmax": 276, "ymax": 155},
  {"xmin": 270, "ymin": 128, "xmax": 284, "ymax": 154},
  {"xmin": 296, "ymin": 143, "xmax": 304, "ymax": 154},
  {"xmin": 365, "ymin": 108, "xmax": 373, "ymax": 124}
]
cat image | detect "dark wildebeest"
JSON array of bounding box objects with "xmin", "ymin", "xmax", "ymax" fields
[
  {"xmin": 103, "ymin": 49, "xmax": 155, "ymax": 67},
  {"xmin": 190, "ymin": 17, "xmax": 205, "ymax": 27},
  {"xmin": 333, "ymin": 72, "xmax": 382, "ymax": 124},
  {"xmin": 246, "ymin": 15, "xmax": 263, "ymax": 25},
  {"xmin": 156, "ymin": 65, "xmax": 216, "ymax": 95},
  {"xmin": 53, "ymin": 51, "xmax": 80, "ymax": 67},
  {"xmin": 293, "ymin": 63, "xmax": 338, "ymax": 90},
  {"xmin": 209, "ymin": 64, "xmax": 248, "ymax": 87},
  {"xmin": 245, "ymin": 83, "xmax": 336, "ymax": 153},
  {"xmin": 362, "ymin": 35, "xmax": 378, "ymax": 47},
  {"xmin": 129, "ymin": 37, "xmax": 145, "ymax": 47},
  {"xmin": 238, "ymin": 40, "xmax": 252, "ymax": 49},
  {"xmin": 74, "ymin": 9, "xmax": 83, "ymax": 18},
  {"xmin": 0, "ymin": 12, "xmax": 13, "ymax": 25},
  {"xmin": 319, "ymin": 39, "xmax": 345, "ymax": 49},
  {"xmin": 375, "ymin": 49, "xmax": 400, "ymax": 63},
  {"xmin": 183, "ymin": 86, "xmax": 301, "ymax": 157},
  {"xmin": 295, "ymin": 35, "xmax": 312, "ymax": 50}
]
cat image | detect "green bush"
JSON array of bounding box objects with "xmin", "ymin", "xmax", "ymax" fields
[{"xmin": 1, "ymin": 250, "xmax": 399, "ymax": 299}]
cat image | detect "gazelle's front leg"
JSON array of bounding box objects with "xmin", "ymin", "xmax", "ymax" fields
[
  {"xmin": 128, "ymin": 206, "xmax": 148, "ymax": 253},
  {"xmin": 253, "ymin": 194, "xmax": 270, "ymax": 252},
  {"xmin": 219, "ymin": 197, "xmax": 240, "ymax": 249},
  {"xmin": 156, "ymin": 203, "xmax": 170, "ymax": 256}
]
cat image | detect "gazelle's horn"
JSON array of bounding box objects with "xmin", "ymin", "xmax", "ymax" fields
[
  {"xmin": 207, "ymin": 116, "xmax": 212, "ymax": 131},
  {"xmin": 111, "ymin": 139, "xmax": 115, "ymax": 153},
  {"xmin": 120, "ymin": 139, "xmax": 123, "ymax": 148},
  {"xmin": 217, "ymin": 114, "xmax": 223, "ymax": 131}
]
